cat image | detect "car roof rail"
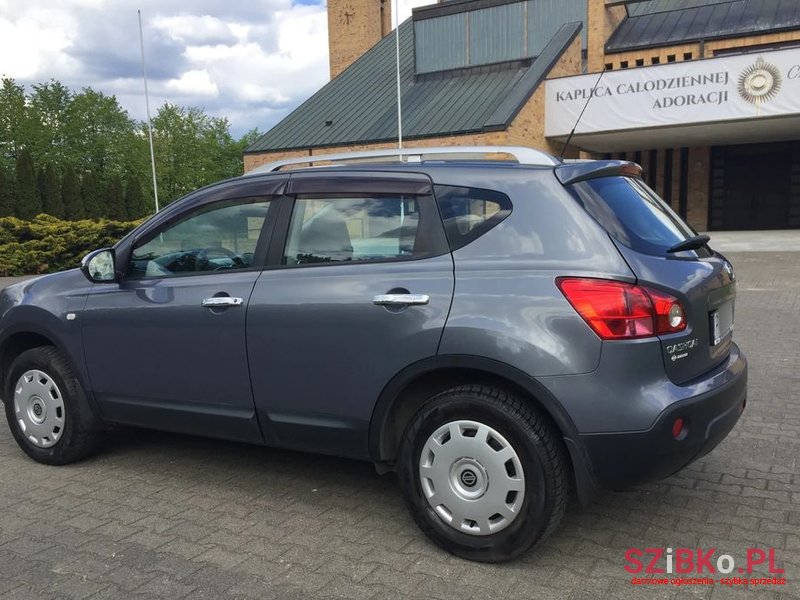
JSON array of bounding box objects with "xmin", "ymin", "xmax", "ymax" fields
[{"xmin": 246, "ymin": 146, "xmax": 561, "ymax": 174}]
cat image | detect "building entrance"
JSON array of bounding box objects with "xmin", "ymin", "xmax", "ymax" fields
[{"xmin": 710, "ymin": 142, "xmax": 800, "ymax": 230}]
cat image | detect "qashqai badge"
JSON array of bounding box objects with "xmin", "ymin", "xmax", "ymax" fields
[{"xmin": 738, "ymin": 57, "xmax": 782, "ymax": 105}]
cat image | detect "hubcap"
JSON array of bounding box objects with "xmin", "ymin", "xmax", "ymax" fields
[
  {"xmin": 419, "ymin": 420, "xmax": 525, "ymax": 536},
  {"xmin": 13, "ymin": 370, "xmax": 65, "ymax": 449}
]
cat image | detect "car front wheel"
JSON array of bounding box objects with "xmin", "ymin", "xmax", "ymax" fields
[
  {"xmin": 3, "ymin": 346, "xmax": 99, "ymax": 465},
  {"xmin": 397, "ymin": 384, "xmax": 568, "ymax": 562}
]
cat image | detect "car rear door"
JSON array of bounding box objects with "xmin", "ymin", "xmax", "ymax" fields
[{"xmin": 246, "ymin": 171, "xmax": 454, "ymax": 458}]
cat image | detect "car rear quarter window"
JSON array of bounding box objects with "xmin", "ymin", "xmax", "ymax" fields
[
  {"xmin": 567, "ymin": 176, "xmax": 701, "ymax": 256},
  {"xmin": 434, "ymin": 185, "xmax": 512, "ymax": 251}
]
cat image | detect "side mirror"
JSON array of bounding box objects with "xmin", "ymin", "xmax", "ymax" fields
[{"xmin": 80, "ymin": 248, "xmax": 118, "ymax": 283}]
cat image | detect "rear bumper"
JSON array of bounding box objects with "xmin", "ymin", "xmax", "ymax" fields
[{"xmin": 579, "ymin": 346, "xmax": 747, "ymax": 489}]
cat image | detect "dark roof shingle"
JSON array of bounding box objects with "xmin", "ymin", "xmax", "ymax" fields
[{"xmin": 607, "ymin": 0, "xmax": 800, "ymax": 53}]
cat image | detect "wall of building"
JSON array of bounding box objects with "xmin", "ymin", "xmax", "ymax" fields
[
  {"xmin": 586, "ymin": 0, "xmax": 625, "ymax": 72},
  {"xmin": 602, "ymin": 29, "xmax": 800, "ymax": 70},
  {"xmin": 328, "ymin": 0, "xmax": 390, "ymax": 78},
  {"xmin": 503, "ymin": 34, "xmax": 582, "ymax": 154}
]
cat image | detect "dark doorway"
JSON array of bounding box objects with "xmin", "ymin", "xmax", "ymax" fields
[{"xmin": 709, "ymin": 142, "xmax": 800, "ymax": 230}]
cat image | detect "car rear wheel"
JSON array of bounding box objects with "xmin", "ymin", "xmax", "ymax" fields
[
  {"xmin": 397, "ymin": 384, "xmax": 568, "ymax": 562},
  {"xmin": 3, "ymin": 346, "xmax": 99, "ymax": 465}
]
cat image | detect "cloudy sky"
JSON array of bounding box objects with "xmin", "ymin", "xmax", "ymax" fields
[{"xmin": 0, "ymin": 0, "xmax": 433, "ymax": 137}]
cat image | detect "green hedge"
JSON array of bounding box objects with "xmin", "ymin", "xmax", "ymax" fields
[{"xmin": 0, "ymin": 214, "xmax": 143, "ymax": 276}]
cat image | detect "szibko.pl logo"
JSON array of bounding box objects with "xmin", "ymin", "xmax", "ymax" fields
[{"xmin": 624, "ymin": 547, "xmax": 786, "ymax": 587}]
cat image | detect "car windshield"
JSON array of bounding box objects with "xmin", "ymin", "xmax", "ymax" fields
[{"xmin": 568, "ymin": 176, "xmax": 704, "ymax": 256}]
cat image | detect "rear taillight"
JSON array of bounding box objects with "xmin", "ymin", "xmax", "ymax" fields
[
  {"xmin": 645, "ymin": 286, "xmax": 687, "ymax": 334},
  {"xmin": 556, "ymin": 278, "xmax": 686, "ymax": 340}
]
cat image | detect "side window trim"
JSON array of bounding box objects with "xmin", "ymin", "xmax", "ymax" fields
[{"xmin": 122, "ymin": 196, "xmax": 278, "ymax": 281}]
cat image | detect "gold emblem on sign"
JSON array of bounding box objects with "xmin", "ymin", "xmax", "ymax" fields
[{"xmin": 738, "ymin": 56, "xmax": 782, "ymax": 105}]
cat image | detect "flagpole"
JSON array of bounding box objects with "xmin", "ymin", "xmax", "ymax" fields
[
  {"xmin": 394, "ymin": 0, "xmax": 403, "ymax": 159},
  {"xmin": 138, "ymin": 9, "xmax": 159, "ymax": 213}
]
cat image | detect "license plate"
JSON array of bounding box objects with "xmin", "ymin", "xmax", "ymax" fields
[{"xmin": 710, "ymin": 301, "xmax": 734, "ymax": 346}]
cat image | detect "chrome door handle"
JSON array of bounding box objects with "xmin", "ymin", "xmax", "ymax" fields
[
  {"xmin": 201, "ymin": 296, "xmax": 244, "ymax": 308},
  {"xmin": 372, "ymin": 294, "xmax": 430, "ymax": 306}
]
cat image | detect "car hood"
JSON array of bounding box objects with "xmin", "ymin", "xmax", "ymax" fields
[{"xmin": 1, "ymin": 269, "xmax": 89, "ymax": 314}]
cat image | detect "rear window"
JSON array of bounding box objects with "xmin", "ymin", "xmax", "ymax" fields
[
  {"xmin": 434, "ymin": 185, "xmax": 512, "ymax": 251},
  {"xmin": 568, "ymin": 176, "xmax": 703, "ymax": 256}
]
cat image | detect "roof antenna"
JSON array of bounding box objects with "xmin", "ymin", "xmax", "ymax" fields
[
  {"xmin": 560, "ymin": 65, "xmax": 607, "ymax": 159},
  {"xmin": 393, "ymin": 0, "xmax": 403, "ymax": 160}
]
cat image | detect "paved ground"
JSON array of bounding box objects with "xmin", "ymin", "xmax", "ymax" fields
[
  {"xmin": 701, "ymin": 230, "xmax": 800, "ymax": 253},
  {"xmin": 0, "ymin": 249, "xmax": 798, "ymax": 600}
]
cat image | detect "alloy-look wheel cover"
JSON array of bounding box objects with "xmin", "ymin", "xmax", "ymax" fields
[
  {"xmin": 13, "ymin": 370, "xmax": 65, "ymax": 449},
  {"xmin": 419, "ymin": 420, "xmax": 525, "ymax": 536}
]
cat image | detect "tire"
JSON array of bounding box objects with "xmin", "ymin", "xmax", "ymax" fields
[
  {"xmin": 3, "ymin": 346, "xmax": 99, "ymax": 465},
  {"xmin": 397, "ymin": 384, "xmax": 568, "ymax": 562}
]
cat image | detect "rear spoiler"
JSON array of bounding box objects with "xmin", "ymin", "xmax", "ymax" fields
[{"xmin": 555, "ymin": 160, "xmax": 643, "ymax": 186}]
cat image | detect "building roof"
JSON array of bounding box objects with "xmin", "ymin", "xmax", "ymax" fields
[
  {"xmin": 245, "ymin": 20, "xmax": 581, "ymax": 154},
  {"xmin": 606, "ymin": 0, "xmax": 800, "ymax": 53}
]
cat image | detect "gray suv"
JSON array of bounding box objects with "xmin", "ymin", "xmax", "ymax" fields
[{"xmin": 0, "ymin": 147, "xmax": 746, "ymax": 562}]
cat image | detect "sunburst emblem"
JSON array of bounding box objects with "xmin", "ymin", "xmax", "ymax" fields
[{"xmin": 738, "ymin": 57, "xmax": 782, "ymax": 105}]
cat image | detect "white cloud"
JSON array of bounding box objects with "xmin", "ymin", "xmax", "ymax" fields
[
  {"xmin": 165, "ymin": 69, "xmax": 219, "ymax": 97},
  {"xmin": 0, "ymin": 7, "xmax": 77, "ymax": 79},
  {"xmin": 0, "ymin": 0, "xmax": 435, "ymax": 136},
  {"xmin": 152, "ymin": 14, "xmax": 237, "ymax": 46}
]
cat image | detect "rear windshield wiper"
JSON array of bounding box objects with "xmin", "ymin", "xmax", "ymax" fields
[{"xmin": 666, "ymin": 234, "xmax": 710, "ymax": 254}]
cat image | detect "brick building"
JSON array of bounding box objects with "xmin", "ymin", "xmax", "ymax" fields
[{"xmin": 244, "ymin": 0, "xmax": 800, "ymax": 231}]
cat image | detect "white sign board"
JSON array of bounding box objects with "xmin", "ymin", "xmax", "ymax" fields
[{"xmin": 545, "ymin": 47, "xmax": 800, "ymax": 138}]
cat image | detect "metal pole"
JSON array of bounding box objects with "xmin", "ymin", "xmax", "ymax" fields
[
  {"xmin": 138, "ymin": 9, "xmax": 159, "ymax": 213},
  {"xmin": 394, "ymin": 0, "xmax": 403, "ymax": 158}
]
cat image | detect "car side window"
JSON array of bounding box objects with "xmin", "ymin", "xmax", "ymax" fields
[
  {"xmin": 434, "ymin": 185, "xmax": 512, "ymax": 251},
  {"xmin": 127, "ymin": 199, "xmax": 271, "ymax": 279},
  {"xmin": 283, "ymin": 196, "xmax": 422, "ymax": 265}
]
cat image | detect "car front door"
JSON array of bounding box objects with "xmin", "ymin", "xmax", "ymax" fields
[
  {"xmin": 82, "ymin": 187, "xmax": 281, "ymax": 443},
  {"xmin": 247, "ymin": 172, "xmax": 455, "ymax": 457}
]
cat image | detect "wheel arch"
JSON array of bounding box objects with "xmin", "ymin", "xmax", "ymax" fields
[
  {"xmin": 369, "ymin": 355, "xmax": 599, "ymax": 504},
  {"xmin": 0, "ymin": 318, "xmax": 91, "ymax": 402}
]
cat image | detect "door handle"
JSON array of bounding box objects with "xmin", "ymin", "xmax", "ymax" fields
[
  {"xmin": 372, "ymin": 294, "xmax": 430, "ymax": 306},
  {"xmin": 201, "ymin": 296, "xmax": 244, "ymax": 308}
]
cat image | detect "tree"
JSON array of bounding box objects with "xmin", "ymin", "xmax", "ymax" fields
[
  {"xmin": 0, "ymin": 79, "xmax": 255, "ymax": 222},
  {"xmin": 14, "ymin": 148, "xmax": 40, "ymax": 219},
  {"xmin": 124, "ymin": 174, "xmax": 150, "ymax": 219},
  {"xmin": 105, "ymin": 175, "xmax": 125, "ymax": 220},
  {"xmin": 61, "ymin": 167, "xmax": 83, "ymax": 220},
  {"xmin": 150, "ymin": 103, "xmax": 246, "ymax": 206},
  {"xmin": 41, "ymin": 164, "xmax": 63, "ymax": 218},
  {"xmin": 0, "ymin": 169, "xmax": 12, "ymax": 216},
  {"xmin": 64, "ymin": 88, "xmax": 142, "ymax": 181},
  {"xmin": 82, "ymin": 170, "xmax": 105, "ymax": 219},
  {"xmin": 28, "ymin": 80, "xmax": 73, "ymax": 167},
  {"xmin": 0, "ymin": 78, "xmax": 27, "ymax": 169}
]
